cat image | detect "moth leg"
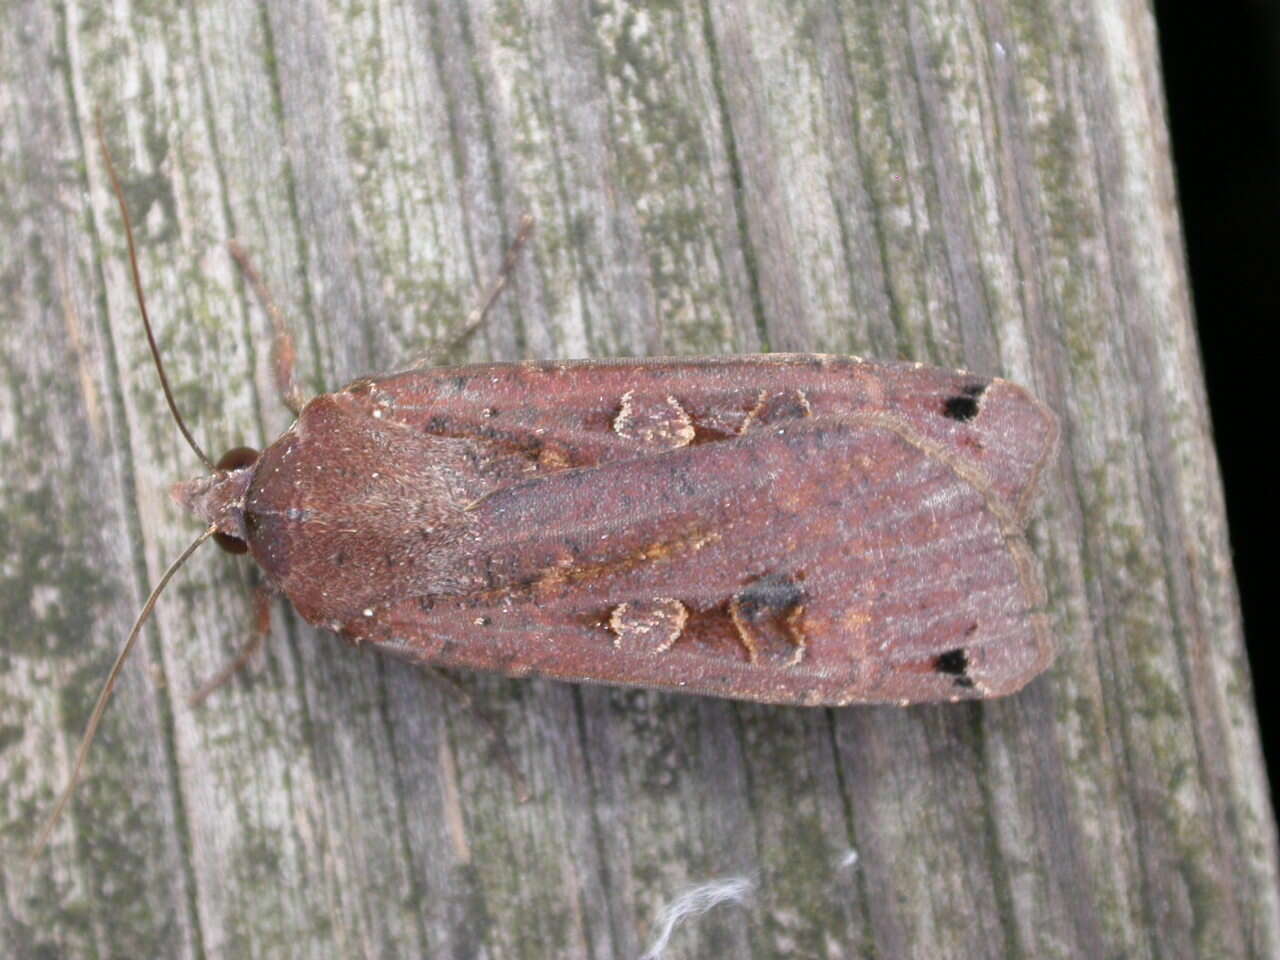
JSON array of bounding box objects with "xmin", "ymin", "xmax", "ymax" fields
[
  {"xmin": 227, "ymin": 241, "xmax": 306, "ymax": 415},
  {"xmin": 427, "ymin": 668, "xmax": 530, "ymax": 803},
  {"xmin": 412, "ymin": 214, "xmax": 535, "ymax": 368},
  {"xmin": 188, "ymin": 583, "xmax": 274, "ymax": 706}
]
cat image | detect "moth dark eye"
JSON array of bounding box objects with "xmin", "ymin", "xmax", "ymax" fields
[
  {"xmin": 216, "ymin": 446, "xmax": 259, "ymax": 471},
  {"xmin": 213, "ymin": 532, "xmax": 249, "ymax": 555}
]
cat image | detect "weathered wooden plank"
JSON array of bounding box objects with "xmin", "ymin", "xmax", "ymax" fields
[{"xmin": 2, "ymin": 0, "xmax": 1275, "ymax": 957}]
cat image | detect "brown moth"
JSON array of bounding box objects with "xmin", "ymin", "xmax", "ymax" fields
[
  {"xmin": 180, "ymin": 355, "xmax": 1057, "ymax": 707},
  {"xmin": 28, "ymin": 116, "xmax": 1058, "ymax": 869}
]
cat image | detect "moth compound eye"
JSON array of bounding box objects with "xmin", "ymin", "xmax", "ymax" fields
[
  {"xmin": 213, "ymin": 531, "xmax": 249, "ymax": 555},
  {"xmin": 216, "ymin": 446, "xmax": 260, "ymax": 471}
]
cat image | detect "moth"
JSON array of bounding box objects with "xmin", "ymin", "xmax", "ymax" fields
[
  {"xmin": 29, "ymin": 116, "xmax": 1058, "ymax": 868},
  {"xmin": 179, "ymin": 353, "xmax": 1057, "ymax": 707}
]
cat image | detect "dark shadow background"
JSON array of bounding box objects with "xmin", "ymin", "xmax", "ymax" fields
[{"xmin": 1155, "ymin": 0, "xmax": 1277, "ymax": 800}]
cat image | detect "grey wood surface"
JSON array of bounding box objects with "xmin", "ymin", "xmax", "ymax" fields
[{"xmin": 2, "ymin": 0, "xmax": 1276, "ymax": 957}]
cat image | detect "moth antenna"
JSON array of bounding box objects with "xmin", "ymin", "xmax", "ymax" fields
[
  {"xmin": 424, "ymin": 213, "xmax": 536, "ymax": 363},
  {"xmin": 469, "ymin": 213, "xmax": 535, "ymax": 338},
  {"xmin": 93, "ymin": 109, "xmax": 215, "ymax": 471},
  {"xmin": 23, "ymin": 526, "xmax": 217, "ymax": 881}
]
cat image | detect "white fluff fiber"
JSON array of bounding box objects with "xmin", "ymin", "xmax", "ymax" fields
[{"xmin": 638, "ymin": 875, "xmax": 754, "ymax": 960}]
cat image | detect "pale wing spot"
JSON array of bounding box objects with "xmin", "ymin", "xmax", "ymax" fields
[
  {"xmin": 728, "ymin": 598, "xmax": 759, "ymax": 663},
  {"xmin": 738, "ymin": 390, "xmax": 813, "ymax": 433},
  {"xmin": 538, "ymin": 445, "xmax": 571, "ymax": 469},
  {"xmin": 613, "ymin": 392, "xmax": 695, "ymax": 449},
  {"xmin": 783, "ymin": 606, "xmax": 808, "ymax": 666},
  {"xmin": 609, "ymin": 599, "xmax": 689, "ymax": 653},
  {"xmin": 738, "ymin": 390, "xmax": 768, "ymax": 434},
  {"xmin": 729, "ymin": 574, "xmax": 808, "ymax": 667}
]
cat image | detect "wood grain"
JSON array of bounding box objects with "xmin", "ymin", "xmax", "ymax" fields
[{"xmin": 2, "ymin": 0, "xmax": 1275, "ymax": 957}]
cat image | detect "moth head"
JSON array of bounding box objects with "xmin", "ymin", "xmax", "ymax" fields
[{"xmin": 171, "ymin": 446, "xmax": 258, "ymax": 552}]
